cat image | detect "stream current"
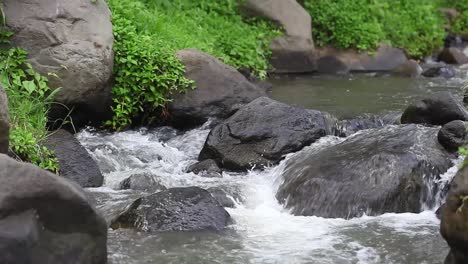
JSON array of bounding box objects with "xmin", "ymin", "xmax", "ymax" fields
[{"xmin": 79, "ymin": 69, "xmax": 467, "ymax": 264}]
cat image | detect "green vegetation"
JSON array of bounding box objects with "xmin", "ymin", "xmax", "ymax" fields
[
  {"xmin": 106, "ymin": 0, "xmax": 280, "ymax": 129},
  {"xmin": 0, "ymin": 30, "xmax": 59, "ymax": 172},
  {"xmin": 440, "ymin": 0, "xmax": 468, "ymax": 35},
  {"xmin": 304, "ymin": 0, "xmax": 447, "ymax": 58}
]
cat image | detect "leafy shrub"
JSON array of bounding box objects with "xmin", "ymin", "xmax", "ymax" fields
[
  {"xmin": 304, "ymin": 0, "xmax": 446, "ymax": 58},
  {"xmin": 440, "ymin": 0, "xmax": 468, "ymax": 34},
  {"xmin": 106, "ymin": 0, "xmax": 280, "ymax": 129},
  {"xmin": 0, "ymin": 36, "xmax": 59, "ymax": 172}
]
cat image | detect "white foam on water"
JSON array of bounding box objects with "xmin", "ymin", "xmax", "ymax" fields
[{"xmin": 78, "ymin": 125, "xmax": 452, "ymax": 264}]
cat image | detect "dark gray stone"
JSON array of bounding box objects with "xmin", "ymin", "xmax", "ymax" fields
[
  {"xmin": 111, "ymin": 187, "xmax": 231, "ymax": 232},
  {"xmin": 440, "ymin": 165, "xmax": 468, "ymax": 264},
  {"xmin": 188, "ymin": 159, "xmax": 222, "ymax": 176},
  {"xmin": 4, "ymin": 0, "xmax": 114, "ymax": 128},
  {"xmin": 422, "ymin": 66, "xmax": 456, "ymax": 78},
  {"xmin": 199, "ymin": 97, "xmax": 337, "ymax": 171},
  {"xmin": 401, "ymin": 92, "xmax": 468, "ymax": 126},
  {"xmin": 276, "ymin": 125, "xmax": 454, "ymax": 218},
  {"xmin": 43, "ymin": 129, "xmax": 103, "ymax": 188},
  {"xmin": 208, "ymin": 187, "xmax": 235, "ymax": 208},
  {"xmin": 337, "ymin": 112, "xmax": 401, "ymax": 137},
  {"xmin": 119, "ymin": 173, "xmax": 166, "ymax": 192},
  {"xmin": 438, "ymin": 120, "xmax": 467, "ymax": 152},
  {"xmin": 169, "ymin": 49, "xmax": 265, "ymax": 129},
  {"xmin": 0, "ymin": 154, "xmax": 107, "ymax": 264}
]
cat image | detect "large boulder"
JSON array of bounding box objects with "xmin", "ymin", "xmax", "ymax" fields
[
  {"xmin": 199, "ymin": 97, "xmax": 337, "ymax": 171},
  {"xmin": 438, "ymin": 120, "xmax": 467, "ymax": 152},
  {"xmin": 316, "ymin": 44, "xmax": 408, "ymax": 74},
  {"xmin": 401, "ymin": 92, "xmax": 468, "ymax": 126},
  {"xmin": 438, "ymin": 47, "xmax": 468, "ymax": 65},
  {"xmin": 3, "ymin": 0, "xmax": 114, "ymax": 128},
  {"xmin": 43, "ymin": 129, "xmax": 103, "ymax": 188},
  {"xmin": 276, "ymin": 125, "xmax": 454, "ymax": 218},
  {"xmin": 0, "ymin": 154, "xmax": 107, "ymax": 264},
  {"xmin": 119, "ymin": 173, "xmax": 166, "ymax": 193},
  {"xmin": 111, "ymin": 187, "xmax": 230, "ymax": 232},
  {"xmin": 168, "ymin": 49, "xmax": 265, "ymax": 129},
  {"xmin": 0, "ymin": 87, "xmax": 9, "ymax": 154},
  {"xmin": 440, "ymin": 164, "xmax": 468, "ymax": 264},
  {"xmin": 242, "ymin": 0, "xmax": 315, "ymax": 73}
]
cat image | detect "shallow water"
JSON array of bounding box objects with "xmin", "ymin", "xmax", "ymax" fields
[
  {"xmin": 269, "ymin": 72, "xmax": 467, "ymax": 118},
  {"xmin": 79, "ymin": 70, "xmax": 468, "ymax": 264}
]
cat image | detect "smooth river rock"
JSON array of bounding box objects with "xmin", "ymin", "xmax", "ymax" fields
[
  {"xmin": 111, "ymin": 187, "xmax": 231, "ymax": 232},
  {"xmin": 3, "ymin": 0, "xmax": 114, "ymax": 128},
  {"xmin": 0, "ymin": 154, "xmax": 107, "ymax": 264},
  {"xmin": 199, "ymin": 97, "xmax": 337, "ymax": 171},
  {"xmin": 401, "ymin": 92, "xmax": 468, "ymax": 126},
  {"xmin": 43, "ymin": 129, "xmax": 103, "ymax": 188},
  {"xmin": 437, "ymin": 120, "xmax": 468, "ymax": 152},
  {"xmin": 169, "ymin": 49, "xmax": 265, "ymax": 129},
  {"xmin": 276, "ymin": 125, "xmax": 454, "ymax": 218},
  {"xmin": 440, "ymin": 164, "xmax": 468, "ymax": 264}
]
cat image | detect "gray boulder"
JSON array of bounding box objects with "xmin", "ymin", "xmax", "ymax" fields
[
  {"xmin": 199, "ymin": 97, "xmax": 337, "ymax": 171},
  {"xmin": 438, "ymin": 47, "xmax": 468, "ymax": 65},
  {"xmin": 0, "ymin": 87, "xmax": 9, "ymax": 154},
  {"xmin": 336, "ymin": 112, "xmax": 401, "ymax": 137},
  {"xmin": 276, "ymin": 125, "xmax": 454, "ymax": 218},
  {"xmin": 401, "ymin": 92, "xmax": 468, "ymax": 126},
  {"xmin": 187, "ymin": 159, "xmax": 222, "ymax": 176},
  {"xmin": 208, "ymin": 187, "xmax": 236, "ymax": 208},
  {"xmin": 119, "ymin": 173, "xmax": 166, "ymax": 192},
  {"xmin": 422, "ymin": 66, "xmax": 456, "ymax": 78},
  {"xmin": 3, "ymin": 0, "xmax": 114, "ymax": 128},
  {"xmin": 440, "ymin": 164, "xmax": 468, "ymax": 264},
  {"xmin": 43, "ymin": 129, "xmax": 103, "ymax": 188},
  {"xmin": 438, "ymin": 120, "xmax": 467, "ymax": 152},
  {"xmin": 169, "ymin": 49, "xmax": 265, "ymax": 129},
  {"xmin": 111, "ymin": 187, "xmax": 230, "ymax": 232},
  {"xmin": 0, "ymin": 154, "xmax": 107, "ymax": 264},
  {"xmin": 392, "ymin": 60, "xmax": 423, "ymax": 77},
  {"xmin": 242, "ymin": 0, "xmax": 315, "ymax": 73}
]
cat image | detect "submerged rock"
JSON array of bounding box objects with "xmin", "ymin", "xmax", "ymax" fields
[
  {"xmin": 438, "ymin": 120, "xmax": 468, "ymax": 152},
  {"xmin": 276, "ymin": 125, "xmax": 454, "ymax": 218},
  {"xmin": 119, "ymin": 173, "xmax": 166, "ymax": 192},
  {"xmin": 4, "ymin": 0, "xmax": 114, "ymax": 128},
  {"xmin": 168, "ymin": 49, "xmax": 265, "ymax": 129},
  {"xmin": 422, "ymin": 66, "xmax": 456, "ymax": 78},
  {"xmin": 111, "ymin": 187, "xmax": 230, "ymax": 232},
  {"xmin": 0, "ymin": 86, "xmax": 9, "ymax": 154},
  {"xmin": 401, "ymin": 92, "xmax": 468, "ymax": 126},
  {"xmin": 199, "ymin": 97, "xmax": 337, "ymax": 171},
  {"xmin": 43, "ymin": 129, "xmax": 103, "ymax": 188},
  {"xmin": 188, "ymin": 159, "xmax": 222, "ymax": 177},
  {"xmin": 440, "ymin": 164, "xmax": 468, "ymax": 264},
  {"xmin": 337, "ymin": 112, "xmax": 401, "ymax": 137},
  {"xmin": 0, "ymin": 154, "xmax": 108, "ymax": 264}
]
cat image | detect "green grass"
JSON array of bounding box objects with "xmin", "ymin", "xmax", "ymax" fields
[
  {"xmin": 304, "ymin": 0, "xmax": 447, "ymax": 58},
  {"xmin": 106, "ymin": 0, "xmax": 281, "ymax": 129},
  {"xmin": 0, "ymin": 35, "xmax": 59, "ymax": 172}
]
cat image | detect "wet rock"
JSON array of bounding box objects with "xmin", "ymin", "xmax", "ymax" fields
[
  {"xmin": 276, "ymin": 125, "xmax": 454, "ymax": 218},
  {"xmin": 111, "ymin": 187, "xmax": 230, "ymax": 232},
  {"xmin": 4, "ymin": 0, "xmax": 114, "ymax": 128},
  {"xmin": 0, "ymin": 86, "xmax": 9, "ymax": 154},
  {"xmin": 0, "ymin": 154, "xmax": 108, "ymax": 264},
  {"xmin": 199, "ymin": 97, "xmax": 337, "ymax": 171},
  {"xmin": 208, "ymin": 187, "xmax": 236, "ymax": 208},
  {"xmin": 438, "ymin": 47, "xmax": 468, "ymax": 65},
  {"xmin": 169, "ymin": 49, "xmax": 265, "ymax": 129},
  {"xmin": 440, "ymin": 164, "xmax": 468, "ymax": 264},
  {"xmin": 43, "ymin": 129, "xmax": 103, "ymax": 188},
  {"xmin": 422, "ymin": 66, "xmax": 456, "ymax": 78},
  {"xmin": 188, "ymin": 159, "xmax": 222, "ymax": 176},
  {"xmin": 242, "ymin": 0, "xmax": 316, "ymax": 73},
  {"xmin": 401, "ymin": 92, "xmax": 468, "ymax": 126},
  {"xmin": 119, "ymin": 173, "xmax": 166, "ymax": 192},
  {"xmin": 316, "ymin": 44, "xmax": 408, "ymax": 73},
  {"xmin": 392, "ymin": 60, "xmax": 423, "ymax": 77},
  {"xmin": 438, "ymin": 120, "xmax": 468, "ymax": 152}
]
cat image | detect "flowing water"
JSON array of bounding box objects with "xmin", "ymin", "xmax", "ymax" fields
[{"xmin": 79, "ymin": 69, "xmax": 468, "ymax": 264}]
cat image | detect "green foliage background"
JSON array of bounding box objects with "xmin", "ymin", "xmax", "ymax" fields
[{"xmin": 106, "ymin": 0, "xmax": 280, "ymax": 129}]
